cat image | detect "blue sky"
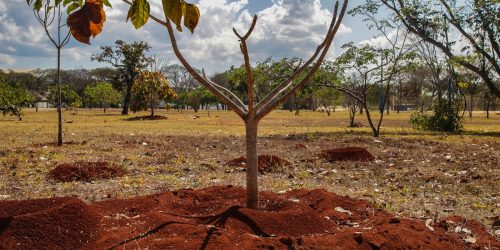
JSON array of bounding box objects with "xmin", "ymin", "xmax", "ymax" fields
[{"xmin": 0, "ymin": 0, "xmax": 380, "ymax": 73}]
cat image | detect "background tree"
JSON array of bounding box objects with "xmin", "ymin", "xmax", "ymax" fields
[
  {"xmin": 47, "ymin": 84, "xmax": 81, "ymax": 111},
  {"xmin": 326, "ymin": 39, "xmax": 414, "ymax": 137},
  {"xmin": 371, "ymin": 0, "xmax": 500, "ymax": 98},
  {"xmin": 84, "ymin": 82, "xmax": 122, "ymax": 113},
  {"xmin": 132, "ymin": 71, "xmax": 176, "ymax": 116},
  {"xmin": 0, "ymin": 80, "xmax": 34, "ymax": 120},
  {"xmin": 458, "ymin": 71, "xmax": 480, "ymax": 119},
  {"xmin": 481, "ymin": 86, "xmax": 498, "ymax": 118},
  {"xmin": 0, "ymin": 70, "xmax": 46, "ymax": 111},
  {"xmin": 92, "ymin": 40, "xmax": 152, "ymax": 115}
]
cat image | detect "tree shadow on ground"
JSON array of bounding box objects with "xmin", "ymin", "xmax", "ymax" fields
[
  {"xmin": 124, "ymin": 115, "xmax": 168, "ymax": 121},
  {"xmin": 263, "ymin": 130, "xmax": 500, "ymax": 140}
]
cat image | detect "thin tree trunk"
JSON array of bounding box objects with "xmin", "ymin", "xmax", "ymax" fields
[
  {"xmin": 349, "ymin": 110, "xmax": 355, "ymax": 127},
  {"xmin": 486, "ymin": 101, "xmax": 490, "ymax": 118},
  {"xmin": 364, "ymin": 106, "xmax": 379, "ymax": 137},
  {"xmin": 122, "ymin": 80, "xmax": 133, "ymax": 115},
  {"xmin": 245, "ymin": 119, "xmax": 259, "ymax": 209},
  {"xmin": 56, "ymin": 47, "xmax": 63, "ymax": 146},
  {"xmin": 469, "ymin": 95, "xmax": 473, "ymax": 118}
]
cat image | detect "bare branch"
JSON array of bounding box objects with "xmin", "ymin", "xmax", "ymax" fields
[
  {"xmin": 164, "ymin": 18, "xmax": 247, "ymax": 119},
  {"xmin": 254, "ymin": 2, "xmax": 342, "ymax": 115},
  {"xmin": 256, "ymin": 1, "xmax": 349, "ymax": 120},
  {"xmin": 233, "ymin": 15, "xmax": 257, "ymax": 41},
  {"xmin": 233, "ymin": 15, "xmax": 258, "ymax": 115}
]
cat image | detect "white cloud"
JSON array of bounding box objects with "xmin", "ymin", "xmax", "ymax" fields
[
  {"xmin": 358, "ymin": 31, "xmax": 396, "ymax": 49},
  {"xmin": 0, "ymin": 53, "xmax": 16, "ymax": 65},
  {"xmin": 165, "ymin": 0, "xmax": 351, "ymax": 72},
  {"xmin": 0, "ymin": 1, "xmax": 6, "ymax": 12},
  {"xmin": 0, "ymin": 0, "xmax": 351, "ymax": 72}
]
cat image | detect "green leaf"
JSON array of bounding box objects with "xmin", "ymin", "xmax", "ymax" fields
[
  {"xmin": 162, "ymin": 0, "xmax": 186, "ymax": 32},
  {"xmin": 55, "ymin": 0, "xmax": 63, "ymax": 6},
  {"xmin": 184, "ymin": 3, "xmax": 199, "ymax": 33},
  {"xmin": 63, "ymin": 0, "xmax": 73, "ymax": 7},
  {"xmin": 66, "ymin": 2, "xmax": 79, "ymax": 14},
  {"xmin": 127, "ymin": 0, "xmax": 150, "ymax": 29},
  {"xmin": 102, "ymin": 0, "xmax": 112, "ymax": 8},
  {"xmin": 33, "ymin": 0, "xmax": 42, "ymax": 11}
]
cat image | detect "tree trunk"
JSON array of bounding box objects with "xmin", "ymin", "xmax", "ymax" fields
[
  {"xmin": 35, "ymin": 102, "xmax": 39, "ymax": 112},
  {"xmin": 469, "ymin": 95, "xmax": 473, "ymax": 119},
  {"xmin": 245, "ymin": 119, "xmax": 259, "ymax": 209},
  {"xmin": 151, "ymin": 101, "xmax": 155, "ymax": 117},
  {"xmin": 56, "ymin": 47, "xmax": 63, "ymax": 146},
  {"xmin": 364, "ymin": 107, "xmax": 379, "ymax": 137},
  {"xmin": 486, "ymin": 101, "xmax": 490, "ymax": 118},
  {"xmin": 349, "ymin": 110, "xmax": 355, "ymax": 127},
  {"xmin": 122, "ymin": 80, "xmax": 133, "ymax": 115}
]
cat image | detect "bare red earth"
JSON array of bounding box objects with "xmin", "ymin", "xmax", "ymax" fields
[
  {"xmin": 48, "ymin": 161, "xmax": 126, "ymax": 182},
  {"xmin": 0, "ymin": 186, "xmax": 498, "ymax": 249},
  {"xmin": 319, "ymin": 147, "xmax": 375, "ymax": 162},
  {"xmin": 226, "ymin": 155, "xmax": 292, "ymax": 173}
]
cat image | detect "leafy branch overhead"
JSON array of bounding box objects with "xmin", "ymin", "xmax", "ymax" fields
[
  {"xmin": 128, "ymin": 0, "xmax": 200, "ymax": 32},
  {"xmin": 28, "ymin": 0, "xmax": 199, "ymax": 45}
]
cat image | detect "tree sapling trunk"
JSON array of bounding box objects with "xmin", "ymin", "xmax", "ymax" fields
[{"xmin": 57, "ymin": 47, "xmax": 63, "ymax": 146}]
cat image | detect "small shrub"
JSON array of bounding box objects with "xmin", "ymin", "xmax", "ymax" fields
[{"xmin": 410, "ymin": 100, "xmax": 463, "ymax": 132}]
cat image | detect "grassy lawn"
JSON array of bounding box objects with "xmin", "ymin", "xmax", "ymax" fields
[{"xmin": 0, "ymin": 108, "xmax": 499, "ymax": 231}]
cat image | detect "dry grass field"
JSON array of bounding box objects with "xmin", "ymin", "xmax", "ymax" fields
[{"xmin": 0, "ymin": 108, "xmax": 499, "ymax": 233}]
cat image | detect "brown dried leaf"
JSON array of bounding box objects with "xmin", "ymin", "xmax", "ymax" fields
[{"xmin": 67, "ymin": 0, "xmax": 106, "ymax": 44}]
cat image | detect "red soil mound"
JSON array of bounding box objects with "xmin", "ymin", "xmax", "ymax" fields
[
  {"xmin": 48, "ymin": 161, "xmax": 126, "ymax": 182},
  {"xmin": 226, "ymin": 155, "xmax": 292, "ymax": 173},
  {"xmin": 1, "ymin": 186, "xmax": 498, "ymax": 249},
  {"xmin": 0, "ymin": 197, "xmax": 100, "ymax": 249},
  {"xmin": 319, "ymin": 147, "xmax": 375, "ymax": 162}
]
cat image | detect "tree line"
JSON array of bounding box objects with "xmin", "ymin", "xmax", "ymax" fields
[{"xmin": 1, "ymin": 42, "xmax": 498, "ymax": 125}]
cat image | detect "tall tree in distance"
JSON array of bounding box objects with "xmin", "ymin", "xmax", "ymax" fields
[{"xmin": 92, "ymin": 40, "xmax": 151, "ymax": 115}]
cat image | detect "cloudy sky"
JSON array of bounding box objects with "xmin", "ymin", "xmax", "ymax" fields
[{"xmin": 0, "ymin": 0, "xmax": 381, "ymax": 73}]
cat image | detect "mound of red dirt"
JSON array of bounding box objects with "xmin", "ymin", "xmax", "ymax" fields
[
  {"xmin": 0, "ymin": 197, "xmax": 100, "ymax": 249},
  {"xmin": 319, "ymin": 147, "xmax": 375, "ymax": 162},
  {"xmin": 48, "ymin": 161, "xmax": 126, "ymax": 182},
  {"xmin": 226, "ymin": 155, "xmax": 292, "ymax": 173},
  {"xmin": 1, "ymin": 186, "xmax": 498, "ymax": 249}
]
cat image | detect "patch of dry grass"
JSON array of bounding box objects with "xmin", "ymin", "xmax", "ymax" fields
[{"xmin": 0, "ymin": 108, "xmax": 499, "ymax": 232}]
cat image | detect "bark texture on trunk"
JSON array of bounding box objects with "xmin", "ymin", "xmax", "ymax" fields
[
  {"xmin": 245, "ymin": 119, "xmax": 259, "ymax": 209},
  {"xmin": 56, "ymin": 48, "xmax": 63, "ymax": 146},
  {"xmin": 122, "ymin": 80, "xmax": 133, "ymax": 115}
]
